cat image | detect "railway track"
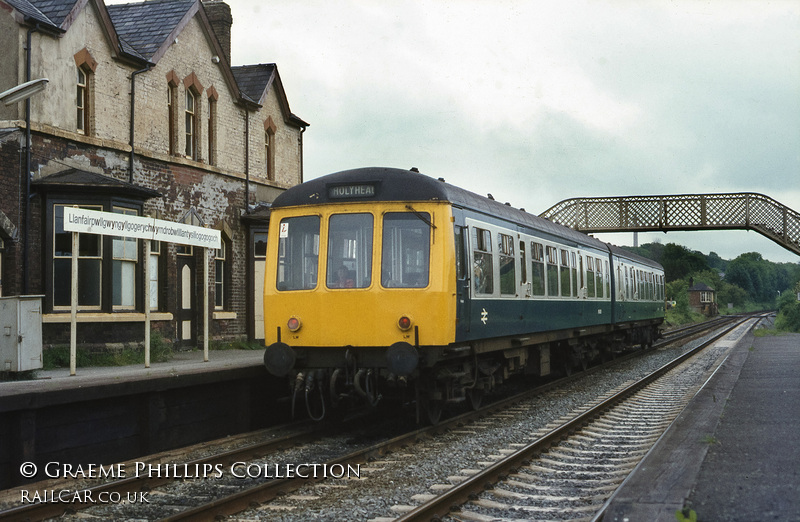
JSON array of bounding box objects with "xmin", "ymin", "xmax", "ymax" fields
[
  {"xmin": 0, "ymin": 315, "xmax": 756, "ymax": 521},
  {"xmin": 393, "ymin": 314, "xmax": 759, "ymax": 522}
]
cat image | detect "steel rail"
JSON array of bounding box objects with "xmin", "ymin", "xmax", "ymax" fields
[
  {"xmin": 394, "ymin": 315, "xmax": 755, "ymax": 522},
  {"xmin": 0, "ymin": 421, "xmax": 323, "ymax": 522}
]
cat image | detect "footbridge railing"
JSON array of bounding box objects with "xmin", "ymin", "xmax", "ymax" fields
[{"xmin": 539, "ymin": 193, "xmax": 800, "ymax": 256}]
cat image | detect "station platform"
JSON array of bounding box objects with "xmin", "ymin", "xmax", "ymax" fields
[
  {"xmin": 0, "ymin": 348, "xmax": 265, "ymax": 401},
  {"xmin": 602, "ymin": 328, "xmax": 800, "ymax": 521},
  {"xmin": 0, "ymin": 348, "xmax": 275, "ymax": 489}
]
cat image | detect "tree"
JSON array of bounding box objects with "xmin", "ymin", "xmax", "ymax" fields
[{"xmin": 661, "ymin": 243, "xmax": 709, "ymax": 282}]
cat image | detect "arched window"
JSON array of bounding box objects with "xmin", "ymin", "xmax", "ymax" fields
[
  {"xmin": 264, "ymin": 116, "xmax": 277, "ymax": 181},
  {"xmin": 183, "ymin": 72, "xmax": 205, "ymax": 161},
  {"xmin": 185, "ymin": 89, "xmax": 197, "ymax": 159},
  {"xmin": 74, "ymin": 48, "xmax": 97, "ymax": 136},
  {"xmin": 167, "ymin": 70, "xmax": 180, "ymax": 156},
  {"xmin": 207, "ymin": 87, "xmax": 219, "ymax": 165}
]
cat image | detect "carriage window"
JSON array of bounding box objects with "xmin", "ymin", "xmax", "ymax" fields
[
  {"xmin": 327, "ymin": 213, "xmax": 373, "ymax": 289},
  {"xmin": 382, "ymin": 212, "xmax": 430, "ymax": 288},
  {"xmin": 519, "ymin": 241, "xmax": 527, "ymax": 284},
  {"xmin": 559, "ymin": 249, "xmax": 570, "ymax": 297},
  {"xmin": 605, "ymin": 261, "xmax": 610, "ymax": 298},
  {"xmin": 586, "ymin": 256, "xmax": 596, "ymax": 298},
  {"xmin": 531, "ymin": 242, "xmax": 545, "ymax": 296},
  {"xmin": 571, "ymin": 252, "xmax": 578, "ymax": 297},
  {"xmin": 277, "ymin": 216, "xmax": 319, "ymax": 291},
  {"xmin": 498, "ymin": 233, "xmax": 515, "ymax": 295},
  {"xmin": 596, "ymin": 258, "xmax": 605, "ymax": 299},
  {"xmin": 472, "ymin": 227, "xmax": 493, "ymax": 295},
  {"xmin": 624, "ymin": 266, "xmax": 631, "ymax": 300},
  {"xmin": 546, "ymin": 246, "xmax": 559, "ymax": 297}
]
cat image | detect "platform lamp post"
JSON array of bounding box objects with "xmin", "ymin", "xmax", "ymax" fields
[{"xmin": 0, "ymin": 78, "xmax": 49, "ymax": 295}]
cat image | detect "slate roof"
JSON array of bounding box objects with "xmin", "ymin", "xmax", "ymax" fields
[
  {"xmin": 689, "ymin": 282, "xmax": 715, "ymax": 292},
  {"xmin": 33, "ymin": 168, "xmax": 162, "ymax": 199},
  {"xmin": 3, "ymin": 0, "xmax": 62, "ymax": 29},
  {"xmin": 25, "ymin": 0, "xmax": 74, "ymax": 26},
  {"xmin": 106, "ymin": 0, "xmax": 195, "ymax": 62},
  {"xmin": 231, "ymin": 64, "xmax": 275, "ymax": 104}
]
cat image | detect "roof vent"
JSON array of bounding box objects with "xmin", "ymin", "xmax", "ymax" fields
[
  {"xmin": 487, "ymin": 193, "xmax": 494, "ymax": 200},
  {"xmin": 410, "ymin": 167, "xmax": 419, "ymax": 172},
  {"xmin": 437, "ymin": 177, "xmax": 445, "ymax": 182}
]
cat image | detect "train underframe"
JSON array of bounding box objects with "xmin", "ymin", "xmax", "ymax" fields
[{"xmin": 271, "ymin": 320, "xmax": 662, "ymax": 424}]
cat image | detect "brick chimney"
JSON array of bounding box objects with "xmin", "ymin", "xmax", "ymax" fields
[{"xmin": 203, "ymin": 0, "xmax": 233, "ymax": 65}]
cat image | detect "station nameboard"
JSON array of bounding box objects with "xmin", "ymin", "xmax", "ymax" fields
[{"xmin": 63, "ymin": 207, "xmax": 221, "ymax": 249}]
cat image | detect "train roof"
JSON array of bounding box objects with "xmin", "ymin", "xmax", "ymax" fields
[{"xmin": 272, "ymin": 167, "xmax": 662, "ymax": 270}]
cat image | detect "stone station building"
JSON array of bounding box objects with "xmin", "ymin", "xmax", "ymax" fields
[{"xmin": 0, "ymin": 0, "xmax": 307, "ymax": 352}]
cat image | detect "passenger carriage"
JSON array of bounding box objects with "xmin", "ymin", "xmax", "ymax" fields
[{"xmin": 263, "ymin": 167, "xmax": 665, "ymax": 423}]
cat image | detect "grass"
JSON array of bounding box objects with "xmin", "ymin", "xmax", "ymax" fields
[{"xmin": 43, "ymin": 331, "xmax": 173, "ymax": 369}]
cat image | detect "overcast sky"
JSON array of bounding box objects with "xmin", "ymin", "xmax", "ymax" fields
[{"xmin": 224, "ymin": 1, "xmax": 799, "ymax": 264}]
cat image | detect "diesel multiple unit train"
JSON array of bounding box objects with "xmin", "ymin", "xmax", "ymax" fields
[{"xmin": 263, "ymin": 167, "xmax": 665, "ymax": 423}]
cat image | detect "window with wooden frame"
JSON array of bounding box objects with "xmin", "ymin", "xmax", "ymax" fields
[
  {"xmin": 168, "ymin": 84, "xmax": 177, "ymax": 155},
  {"xmin": 207, "ymin": 89, "xmax": 218, "ymax": 165},
  {"xmin": 112, "ymin": 207, "xmax": 138, "ymax": 309},
  {"xmin": 148, "ymin": 241, "xmax": 160, "ymax": 311},
  {"xmin": 264, "ymin": 117, "xmax": 277, "ymax": 181},
  {"xmin": 185, "ymin": 89, "xmax": 197, "ymax": 159},
  {"xmin": 166, "ymin": 71, "xmax": 181, "ymax": 156},
  {"xmin": 74, "ymin": 48, "xmax": 96, "ymax": 136},
  {"xmin": 215, "ymin": 238, "xmax": 229, "ymax": 309},
  {"xmin": 76, "ymin": 67, "xmax": 90, "ymax": 134},
  {"xmin": 53, "ymin": 204, "xmax": 103, "ymax": 309}
]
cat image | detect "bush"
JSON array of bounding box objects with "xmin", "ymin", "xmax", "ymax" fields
[{"xmin": 775, "ymin": 289, "xmax": 800, "ymax": 333}]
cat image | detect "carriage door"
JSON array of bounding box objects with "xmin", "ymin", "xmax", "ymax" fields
[
  {"xmin": 453, "ymin": 215, "xmax": 471, "ymax": 337},
  {"xmin": 252, "ymin": 231, "xmax": 268, "ymax": 341},
  {"xmin": 176, "ymin": 252, "xmax": 196, "ymax": 347},
  {"xmin": 519, "ymin": 238, "xmax": 531, "ymax": 298}
]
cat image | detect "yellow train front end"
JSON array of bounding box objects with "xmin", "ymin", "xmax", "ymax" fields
[{"xmin": 263, "ymin": 194, "xmax": 457, "ymax": 417}]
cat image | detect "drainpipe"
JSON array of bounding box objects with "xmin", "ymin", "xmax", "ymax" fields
[
  {"xmin": 129, "ymin": 65, "xmax": 152, "ymax": 183},
  {"xmin": 22, "ymin": 24, "xmax": 39, "ymax": 295},
  {"xmin": 244, "ymin": 109, "xmax": 250, "ymax": 211},
  {"xmin": 300, "ymin": 126, "xmax": 305, "ymax": 183}
]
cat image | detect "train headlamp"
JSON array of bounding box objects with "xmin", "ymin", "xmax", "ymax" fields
[
  {"xmin": 287, "ymin": 317, "xmax": 302, "ymax": 332},
  {"xmin": 397, "ymin": 315, "xmax": 412, "ymax": 331}
]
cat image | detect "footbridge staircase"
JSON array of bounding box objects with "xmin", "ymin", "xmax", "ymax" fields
[{"xmin": 539, "ymin": 193, "xmax": 800, "ymax": 257}]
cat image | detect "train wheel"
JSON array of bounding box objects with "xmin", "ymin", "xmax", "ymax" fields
[
  {"xmin": 468, "ymin": 387, "xmax": 484, "ymax": 410},
  {"xmin": 423, "ymin": 398, "xmax": 443, "ymax": 425}
]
